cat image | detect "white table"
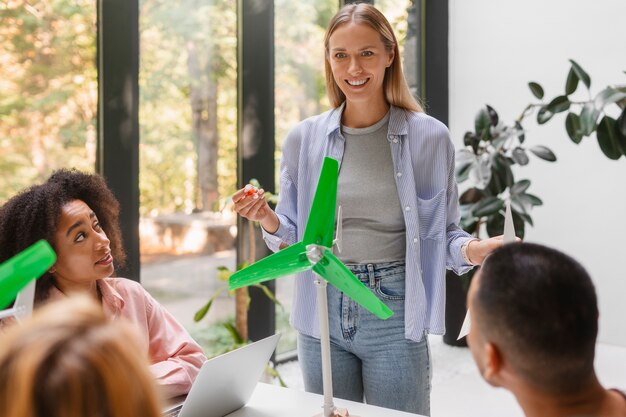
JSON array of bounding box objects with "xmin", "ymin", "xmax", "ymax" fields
[{"xmin": 226, "ymin": 383, "xmax": 423, "ymax": 417}]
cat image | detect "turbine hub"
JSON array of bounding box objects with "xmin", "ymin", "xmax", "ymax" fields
[{"xmin": 305, "ymin": 244, "xmax": 325, "ymax": 264}]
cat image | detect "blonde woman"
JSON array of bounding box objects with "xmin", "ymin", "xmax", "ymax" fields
[
  {"xmin": 0, "ymin": 295, "xmax": 162, "ymax": 417},
  {"xmin": 233, "ymin": 4, "xmax": 503, "ymax": 414}
]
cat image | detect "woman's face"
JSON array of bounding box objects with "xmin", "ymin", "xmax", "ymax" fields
[
  {"xmin": 327, "ymin": 22, "xmax": 394, "ymax": 107},
  {"xmin": 51, "ymin": 199, "xmax": 114, "ymax": 292}
]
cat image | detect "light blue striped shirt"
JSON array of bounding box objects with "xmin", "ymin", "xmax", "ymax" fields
[{"xmin": 262, "ymin": 103, "xmax": 474, "ymax": 342}]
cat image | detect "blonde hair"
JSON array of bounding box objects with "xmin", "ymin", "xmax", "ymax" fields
[
  {"xmin": 324, "ymin": 3, "xmax": 422, "ymax": 112},
  {"xmin": 0, "ymin": 296, "xmax": 162, "ymax": 417}
]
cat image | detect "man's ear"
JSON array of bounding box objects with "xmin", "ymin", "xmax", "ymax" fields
[{"xmin": 483, "ymin": 342, "xmax": 503, "ymax": 384}]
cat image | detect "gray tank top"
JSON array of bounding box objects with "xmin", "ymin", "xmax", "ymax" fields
[{"xmin": 336, "ymin": 111, "xmax": 406, "ymax": 263}]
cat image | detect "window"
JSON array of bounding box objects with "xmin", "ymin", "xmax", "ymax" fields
[
  {"xmin": 0, "ymin": 0, "xmax": 97, "ymax": 202},
  {"xmin": 138, "ymin": 0, "xmax": 238, "ymax": 357}
]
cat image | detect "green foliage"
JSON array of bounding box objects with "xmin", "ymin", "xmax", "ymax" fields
[{"xmin": 458, "ymin": 60, "xmax": 626, "ymax": 245}]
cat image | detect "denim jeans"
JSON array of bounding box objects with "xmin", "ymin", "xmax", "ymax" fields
[{"xmin": 297, "ymin": 261, "xmax": 431, "ymax": 415}]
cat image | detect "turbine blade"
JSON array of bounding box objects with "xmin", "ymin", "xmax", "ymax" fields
[
  {"xmin": 229, "ymin": 242, "xmax": 312, "ymax": 290},
  {"xmin": 312, "ymin": 249, "xmax": 393, "ymax": 320},
  {"xmin": 302, "ymin": 157, "xmax": 339, "ymax": 247},
  {"xmin": 0, "ymin": 240, "xmax": 56, "ymax": 310}
]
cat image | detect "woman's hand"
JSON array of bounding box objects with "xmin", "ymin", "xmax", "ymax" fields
[
  {"xmin": 467, "ymin": 235, "xmax": 520, "ymax": 265},
  {"xmin": 232, "ymin": 185, "xmax": 280, "ymax": 233}
]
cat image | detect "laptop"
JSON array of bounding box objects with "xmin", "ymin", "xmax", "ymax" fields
[{"xmin": 163, "ymin": 333, "xmax": 281, "ymax": 417}]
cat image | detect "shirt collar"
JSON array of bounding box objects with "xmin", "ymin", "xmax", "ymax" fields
[
  {"xmin": 326, "ymin": 103, "xmax": 409, "ymax": 138},
  {"xmin": 97, "ymin": 279, "xmax": 125, "ymax": 315},
  {"xmin": 47, "ymin": 279, "xmax": 125, "ymax": 315}
]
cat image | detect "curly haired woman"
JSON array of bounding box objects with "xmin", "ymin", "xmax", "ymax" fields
[{"xmin": 0, "ymin": 169, "xmax": 206, "ymax": 398}]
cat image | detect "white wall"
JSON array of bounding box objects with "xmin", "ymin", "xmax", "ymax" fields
[{"xmin": 449, "ymin": 0, "xmax": 626, "ymax": 346}]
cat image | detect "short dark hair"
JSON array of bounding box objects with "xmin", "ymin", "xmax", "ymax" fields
[
  {"xmin": 475, "ymin": 242, "xmax": 598, "ymax": 394},
  {"xmin": 0, "ymin": 169, "xmax": 126, "ymax": 304}
]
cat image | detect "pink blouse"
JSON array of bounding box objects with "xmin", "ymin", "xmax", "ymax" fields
[{"xmin": 48, "ymin": 278, "xmax": 207, "ymax": 398}]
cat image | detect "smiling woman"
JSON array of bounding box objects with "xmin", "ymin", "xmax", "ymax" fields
[
  {"xmin": 233, "ymin": 3, "xmax": 506, "ymax": 415},
  {"xmin": 0, "ymin": 169, "xmax": 207, "ymax": 399}
]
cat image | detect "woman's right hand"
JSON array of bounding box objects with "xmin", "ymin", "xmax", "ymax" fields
[{"xmin": 232, "ymin": 185, "xmax": 279, "ymax": 233}]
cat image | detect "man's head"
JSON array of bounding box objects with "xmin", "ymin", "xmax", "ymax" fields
[{"xmin": 467, "ymin": 242, "xmax": 599, "ymax": 394}]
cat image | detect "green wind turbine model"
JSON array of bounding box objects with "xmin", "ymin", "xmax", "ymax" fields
[
  {"xmin": 0, "ymin": 240, "xmax": 57, "ymax": 320},
  {"xmin": 229, "ymin": 157, "xmax": 393, "ymax": 417}
]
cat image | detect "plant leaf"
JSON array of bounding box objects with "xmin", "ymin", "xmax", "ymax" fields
[
  {"xmin": 253, "ymin": 283, "xmax": 283, "ymax": 310},
  {"xmin": 510, "ymin": 179, "xmax": 531, "ymax": 195},
  {"xmin": 569, "ymin": 59, "xmax": 591, "ymax": 89},
  {"xmin": 223, "ymin": 322, "xmax": 245, "ymax": 344},
  {"xmin": 459, "ymin": 187, "xmax": 485, "ymax": 204},
  {"xmin": 524, "ymin": 193, "xmax": 543, "ymax": 206},
  {"xmin": 619, "ymin": 107, "xmax": 626, "ymax": 136},
  {"xmin": 565, "ymin": 67, "xmax": 579, "ymax": 95},
  {"xmin": 529, "ymin": 145, "xmax": 557, "ymax": 162},
  {"xmin": 194, "ymin": 298, "xmax": 214, "ymax": 322},
  {"xmin": 528, "ymin": 82, "xmax": 544, "ymax": 99},
  {"xmin": 511, "ymin": 147, "xmax": 529, "ymax": 166},
  {"xmin": 580, "ymin": 102, "xmax": 601, "ymax": 136},
  {"xmin": 486, "ymin": 104, "xmax": 499, "ymax": 126},
  {"xmin": 596, "ymin": 116, "xmax": 622, "ymax": 160},
  {"xmin": 475, "ymin": 107, "xmax": 492, "ymax": 140},
  {"xmin": 537, "ymin": 106, "xmax": 554, "ymax": 124},
  {"xmin": 472, "ymin": 196, "xmax": 504, "ymax": 218},
  {"xmin": 546, "ymin": 95, "xmax": 571, "ymax": 114},
  {"xmin": 217, "ymin": 266, "xmax": 234, "ymax": 282},
  {"xmin": 565, "ymin": 112, "xmax": 583, "ymax": 144},
  {"xmin": 594, "ymin": 87, "xmax": 626, "ymax": 110},
  {"xmin": 456, "ymin": 162, "xmax": 473, "ymax": 183}
]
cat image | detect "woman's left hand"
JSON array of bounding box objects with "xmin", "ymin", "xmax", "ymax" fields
[{"xmin": 467, "ymin": 235, "xmax": 520, "ymax": 265}]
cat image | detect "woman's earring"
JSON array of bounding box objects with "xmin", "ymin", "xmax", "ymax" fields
[{"xmin": 48, "ymin": 267, "xmax": 56, "ymax": 274}]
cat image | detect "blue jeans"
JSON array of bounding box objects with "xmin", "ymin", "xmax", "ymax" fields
[{"xmin": 297, "ymin": 261, "xmax": 431, "ymax": 415}]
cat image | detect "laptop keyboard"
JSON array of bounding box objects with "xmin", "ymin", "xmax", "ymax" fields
[{"xmin": 162, "ymin": 404, "xmax": 182, "ymax": 417}]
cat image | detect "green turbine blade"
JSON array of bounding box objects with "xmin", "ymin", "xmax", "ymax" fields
[
  {"xmin": 312, "ymin": 249, "xmax": 393, "ymax": 320},
  {"xmin": 0, "ymin": 240, "xmax": 56, "ymax": 309},
  {"xmin": 229, "ymin": 242, "xmax": 312, "ymax": 290},
  {"xmin": 302, "ymin": 157, "xmax": 338, "ymax": 247}
]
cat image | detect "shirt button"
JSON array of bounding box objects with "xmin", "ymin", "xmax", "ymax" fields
[
  {"xmin": 393, "ymin": 138, "xmax": 399, "ymax": 143},
  {"xmin": 413, "ymin": 238, "xmax": 418, "ymax": 243},
  {"xmin": 405, "ymin": 206, "xmax": 411, "ymax": 211},
  {"xmin": 396, "ymin": 172, "xmax": 402, "ymax": 177}
]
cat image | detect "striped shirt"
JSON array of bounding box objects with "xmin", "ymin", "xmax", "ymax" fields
[{"xmin": 262, "ymin": 103, "xmax": 474, "ymax": 341}]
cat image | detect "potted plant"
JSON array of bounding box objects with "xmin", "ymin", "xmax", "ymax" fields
[{"xmin": 444, "ymin": 60, "xmax": 626, "ymax": 346}]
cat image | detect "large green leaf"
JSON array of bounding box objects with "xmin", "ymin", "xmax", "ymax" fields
[
  {"xmin": 487, "ymin": 155, "xmax": 513, "ymax": 195},
  {"xmin": 528, "ymin": 82, "xmax": 544, "ymax": 99},
  {"xmin": 529, "ymin": 145, "xmax": 557, "ymax": 162},
  {"xmin": 475, "ymin": 107, "xmax": 492, "ymax": 140},
  {"xmin": 302, "ymin": 157, "xmax": 339, "ymax": 247},
  {"xmin": 546, "ymin": 95, "xmax": 571, "ymax": 114},
  {"xmin": 580, "ymin": 102, "xmax": 601, "ymax": 136},
  {"xmin": 510, "ymin": 179, "xmax": 531, "ymax": 195},
  {"xmin": 473, "ymin": 196, "xmax": 504, "ymax": 218},
  {"xmin": 511, "ymin": 147, "xmax": 529, "ymax": 166},
  {"xmin": 565, "ymin": 112, "xmax": 583, "ymax": 144},
  {"xmin": 569, "ymin": 59, "xmax": 591, "ymax": 89},
  {"xmin": 313, "ymin": 249, "xmax": 393, "ymax": 320},
  {"xmin": 0, "ymin": 240, "xmax": 56, "ymax": 309},
  {"xmin": 459, "ymin": 187, "xmax": 485, "ymax": 205},
  {"xmin": 537, "ymin": 106, "xmax": 554, "ymax": 124},
  {"xmin": 565, "ymin": 67, "xmax": 579, "ymax": 95},
  {"xmin": 594, "ymin": 87, "xmax": 626, "ymax": 109},
  {"xmin": 596, "ymin": 116, "xmax": 622, "ymax": 160},
  {"xmin": 486, "ymin": 104, "xmax": 499, "ymax": 126}
]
